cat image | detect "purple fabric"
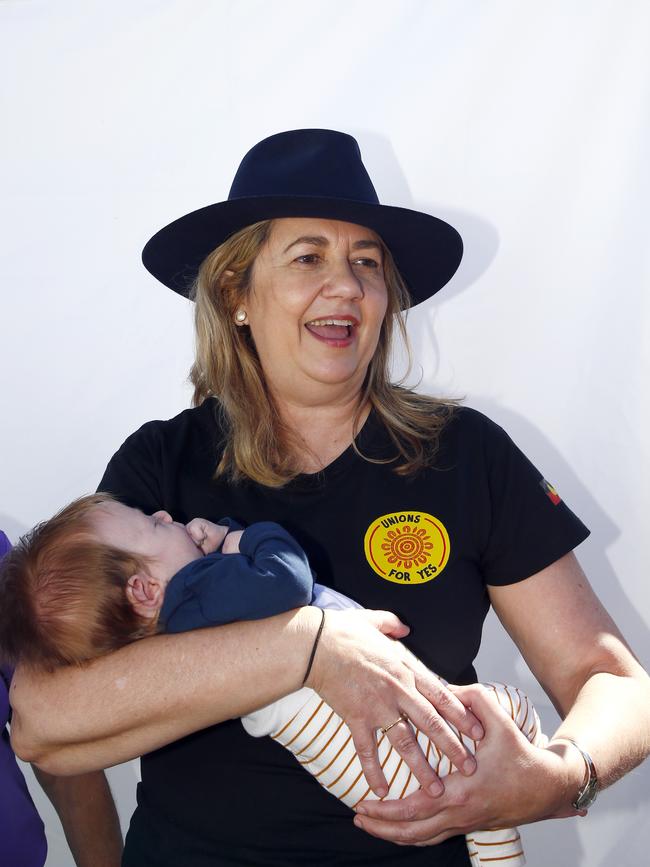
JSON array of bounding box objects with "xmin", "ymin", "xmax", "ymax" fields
[{"xmin": 1, "ymin": 531, "xmax": 47, "ymax": 867}]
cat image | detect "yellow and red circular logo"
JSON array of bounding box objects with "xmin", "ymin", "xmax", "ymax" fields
[{"xmin": 364, "ymin": 511, "xmax": 450, "ymax": 585}]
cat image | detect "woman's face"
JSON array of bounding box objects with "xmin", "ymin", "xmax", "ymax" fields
[{"xmin": 243, "ymin": 218, "xmax": 389, "ymax": 402}]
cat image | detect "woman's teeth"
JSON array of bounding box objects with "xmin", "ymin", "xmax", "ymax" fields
[
  {"xmin": 306, "ymin": 319, "xmax": 355, "ymax": 339},
  {"xmin": 308, "ymin": 319, "xmax": 354, "ymax": 326}
]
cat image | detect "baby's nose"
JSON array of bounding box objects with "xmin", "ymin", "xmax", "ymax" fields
[{"xmin": 152, "ymin": 509, "xmax": 173, "ymax": 523}]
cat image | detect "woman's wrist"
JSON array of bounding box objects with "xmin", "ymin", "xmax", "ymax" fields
[
  {"xmin": 302, "ymin": 608, "xmax": 326, "ymax": 687},
  {"xmin": 544, "ymin": 738, "xmax": 592, "ymax": 812},
  {"xmin": 547, "ymin": 737, "xmax": 598, "ymax": 811},
  {"xmin": 294, "ymin": 605, "xmax": 328, "ymax": 692}
]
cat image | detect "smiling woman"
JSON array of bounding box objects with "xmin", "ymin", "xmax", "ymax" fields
[{"xmin": 8, "ymin": 129, "xmax": 650, "ymax": 867}]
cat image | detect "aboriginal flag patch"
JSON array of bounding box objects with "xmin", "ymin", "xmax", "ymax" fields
[{"xmin": 540, "ymin": 478, "xmax": 561, "ymax": 506}]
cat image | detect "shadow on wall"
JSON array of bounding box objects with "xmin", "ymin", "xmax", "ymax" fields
[
  {"xmin": 355, "ymin": 130, "xmax": 502, "ymax": 301},
  {"xmin": 398, "ymin": 203, "xmax": 501, "ymax": 389}
]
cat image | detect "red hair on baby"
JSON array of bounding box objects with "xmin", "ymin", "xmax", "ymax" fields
[{"xmin": 0, "ymin": 493, "xmax": 158, "ymax": 671}]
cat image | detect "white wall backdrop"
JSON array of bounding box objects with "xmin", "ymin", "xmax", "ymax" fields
[{"xmin": 1, "ymin": 1, "xmax": 649, "ymax": 865}]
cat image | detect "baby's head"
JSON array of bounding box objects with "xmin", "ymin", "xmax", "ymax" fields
[{"xmin": 0, "ymin": 494, "xmax": 202, "ymax": 670}]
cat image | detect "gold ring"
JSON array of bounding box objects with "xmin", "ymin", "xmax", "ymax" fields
[{"xmin": 380, "ymin": 713, "xmax": 408, "ymax": 734}]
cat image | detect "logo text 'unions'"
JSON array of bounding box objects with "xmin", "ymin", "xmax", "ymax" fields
[{"xmin": 380, "ymin": 513, "xmax": 421, "ymax": 528}]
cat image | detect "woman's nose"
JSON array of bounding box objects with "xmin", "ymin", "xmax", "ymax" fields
[{"xmin": 320, "ymin": 259, "xmax": 364, "ymax": 299}]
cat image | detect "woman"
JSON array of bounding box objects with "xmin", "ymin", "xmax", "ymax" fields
[{"xmin": 10, "ymin": 129, "xmax": 650, "ymax": 866}]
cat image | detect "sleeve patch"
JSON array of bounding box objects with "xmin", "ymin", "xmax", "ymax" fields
[{"xmin": 540, "ymin": 478, "xmax": 562, "ymax": 506}]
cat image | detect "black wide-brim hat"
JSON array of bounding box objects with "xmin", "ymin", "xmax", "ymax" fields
[{"xmin": 142, "ymin": 129, "xmax": 463, "ymax": 307}]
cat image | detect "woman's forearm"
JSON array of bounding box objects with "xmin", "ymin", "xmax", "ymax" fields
[
  {"xmin": 11, "ymin": 604, "xmax": 486, "ymax": 797},
  {"xmin": 11, "ymin": 607, "xmax": 321, "ymax": 774},
  {"xmin": 548, "ymin": 665, "xmax": 650, "ymax": 791},
  {"xmin": 492, "ymin": 554, "xmax": 650, "ymax": 797}
]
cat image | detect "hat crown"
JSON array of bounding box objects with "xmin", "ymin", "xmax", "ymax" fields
[{"xmin": 228, "ymin": 129, "xmax": 380, "ymax": 204}]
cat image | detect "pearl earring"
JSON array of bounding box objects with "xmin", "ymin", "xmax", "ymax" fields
[{"xmin": 235, "ymin": 309, "xmax": 247, "ymax": 323}]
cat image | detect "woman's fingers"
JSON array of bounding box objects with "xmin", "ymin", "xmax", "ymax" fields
[
  {"xmin": 390, "ymin": 653, "xmax": 483, "ymax": 773},
  {"xmin": 354, "ymin": 812, "xmax": 455, "ymax": 848},
  {"xmin": 363, "ymin": 609, "xmax": 411, "ymax": 640},
  {"xmin": 348, "ymin": 715, "xmax": 444, "ymax": 799},
  {"xmin": 348, "ymin": 728, "xmax": 390, "ymax": 797},
  {"xmin": 401, "ymin": 697, "xmax": 478, "ymax": 779},
  {"xmin": 382, "ymin": 717, "xmax": 445, "ymax": 796},
  {"xmin": 404, "ymin": 652, "xmax": 485, "ymax": 743},
  {"xmin": 353, "ymin": 757, "xmax": 480, "ymax": 846},
  {"xmin": 354, "ymin": 787, "xmax": 453, "ymax": 844}
]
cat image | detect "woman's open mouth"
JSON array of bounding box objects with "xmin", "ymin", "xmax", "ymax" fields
[{"xmin": 304, "ymin": 318, "xmax": 358, "ymax": 345}]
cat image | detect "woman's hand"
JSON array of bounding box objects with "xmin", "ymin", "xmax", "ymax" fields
[
  {"xmin": 352, "ymin": 683, "xmax": 584, "ymax": 845},
  {"xmin": 306, "ymin": 609, "xmax": 485, "ymax": 799}
]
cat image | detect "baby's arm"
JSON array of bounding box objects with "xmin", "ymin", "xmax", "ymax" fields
[{"xmin": 163, "ymin": 522, "xmax": 313, "ymax": 633}]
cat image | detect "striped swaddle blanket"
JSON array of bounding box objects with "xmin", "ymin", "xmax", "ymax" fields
[
  {"xmin": 242, "ymin": 587, "xmax": 546, "ymax": 865},
  {"xmin": 266, "ymin": 681, "xmax": 546, "ymax": 866}
]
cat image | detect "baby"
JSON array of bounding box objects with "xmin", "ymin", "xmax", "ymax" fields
[{"xmin": 0, "ymin": 493, "xmax": 546, "ymax": 866}]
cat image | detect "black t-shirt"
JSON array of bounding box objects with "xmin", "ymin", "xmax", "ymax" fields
[{"xmin": 99, "ymin": 401, "xmax": 589, "ymax": 867}]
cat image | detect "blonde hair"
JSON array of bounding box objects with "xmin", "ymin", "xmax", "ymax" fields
[{"xmin": 189, "ymin": 220, "xmax": 456, "ymax": 487}]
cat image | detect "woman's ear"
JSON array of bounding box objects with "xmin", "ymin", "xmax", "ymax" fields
[{"xmin": 126, "ymin": 574, "xmax": 165, "ymax": 619}]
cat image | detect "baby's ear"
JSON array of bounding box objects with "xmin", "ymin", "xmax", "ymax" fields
[{"xmin": 126, "ymin": 574, "xmax": 164, "ymax": 619}]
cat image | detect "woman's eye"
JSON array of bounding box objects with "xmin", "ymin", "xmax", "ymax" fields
[
  {"xmin": 294, "ymin": 254, "xmax": 321, "ymax": 265},
  {"xmin": 352, "ymin": 257, "xmax": 379, "ymax": 269}
]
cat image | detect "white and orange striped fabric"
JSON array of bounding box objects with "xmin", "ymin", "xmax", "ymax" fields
[
  {"xmin": 241, "ymin": 588, "xmax": 547, "ymax": 865},
  {"xmin": 266, "ymin": 682, "xmax": 544, "ymax": 865}
]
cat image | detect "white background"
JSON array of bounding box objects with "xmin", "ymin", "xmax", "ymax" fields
[{"xmin": 1, "ymin": 1, "xmax": 649, "ymax": 865}]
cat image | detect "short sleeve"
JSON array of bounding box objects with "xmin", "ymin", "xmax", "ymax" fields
[
  {"xmin": 478, "ymin": 416, "xmax": 590, "ymax": 585},
  {"xmin": 98, "ymin": 422, "xmax": 165, "ymax": 513}
]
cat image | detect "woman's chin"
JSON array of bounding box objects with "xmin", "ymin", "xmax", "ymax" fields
[{"xmin": 305, "ymin": 364, "xmax": 368, "ymax": 391}]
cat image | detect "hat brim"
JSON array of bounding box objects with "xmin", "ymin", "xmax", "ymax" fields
[{"xmin": 141, "ymin": 196, "xmax": 463, "ymax": 308}]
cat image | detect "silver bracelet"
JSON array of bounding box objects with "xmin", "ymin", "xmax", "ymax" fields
[{"xmin": 550, "ymin": 737, "xmax": 599, "ymax": 811}]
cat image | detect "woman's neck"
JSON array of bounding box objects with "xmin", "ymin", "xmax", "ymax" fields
[{"xmin": 273, "ymin": 392, "xmax": 370, "ymax": 474}]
